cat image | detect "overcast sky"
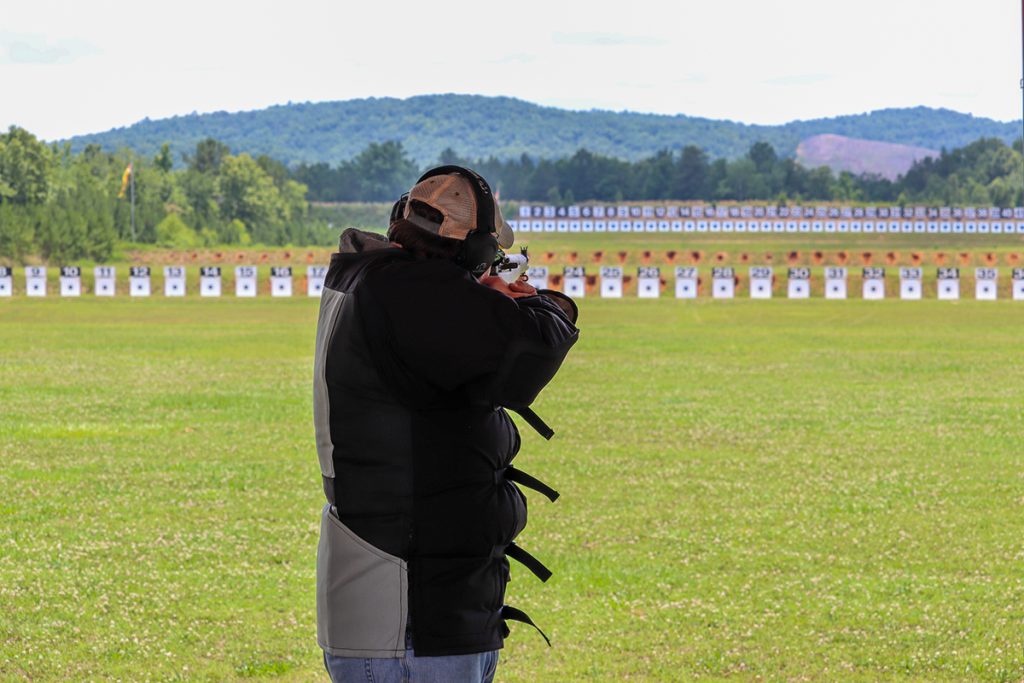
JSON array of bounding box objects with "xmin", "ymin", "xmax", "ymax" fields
[{"xmin": 2, "ymin": 0, "xmax": 1021, "ymax": 141}]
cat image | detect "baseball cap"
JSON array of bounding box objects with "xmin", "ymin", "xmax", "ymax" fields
[{"xmin": 403, "ymin": 173, "xmax": 514, "ymax": 249}]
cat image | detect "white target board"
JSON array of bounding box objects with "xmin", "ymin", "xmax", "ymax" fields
[
  {"xmin": 60, "ymin": 266, "xmax": 82, "ymax": 297},
  {"xmin": 937, "ymin": 267, "xmax": 960, "ymax": 300},
  {"xmin": 308, "ymin": 266, "xmax": 328, "ymax": 296},
  {"xmin": 975, "ymin": 268, "xmax": 998, "ymax": 300},
  {"xmin": 164, "ymin": 266, "xmax": 186, "ymax": 296},
  {"xmin": 712, "ymin": 267, "xmax": 735, "ymax": 299},
  {"xmin": 94, "ymin": 266, "xmax": 116, "ymax": 296},
  {"xmin": 235, "ymin": 266, "xmax": 257, "ymax": 297},
  {"xmin": 526, "ymin": 266, "xmax": 549, "ymax": 290},
  {"xmin": 270, "ymin": 266, "xmax": 293, "ymax": 297},
  {"xmin": 824, "ymin": 267, "xmax": 848, "ymax": 299},
  {"xmin": 1012, "ymin": 268, "xmax": 1024, "ymax": 300},
  {"xmin": 200, "ymin": 266, "xmax": 222, "ymax": 297},
  {"xmin": 899, "ymin": 267, "xmax": 923, "ymax": 300},
  {"xmin": 563, "ymin": 266, "xmax": 585, "ymax": 298},
  {"xmin": 129, "ymin": 266, "xmax": 151, "ymax": 297},
  {"xmin": 0, "ymin": 266, "xmax": 12, "ymax": 297},
  {"xmin": 749, "ymin": 266, "xmax": 772, "ymax": 299},
  {"xmin": 600, "ymin": 266, "xmax": 623, "ymax": 298},
  {"xmin": 862, "ymin": 267, "xmax": 886, "ymax": 300},
  {"xmin": 674, "ymin": 267, "xmax": 698, "ymax": 299},
  {"xmin": 787, "ymin": 267, "xmax": 811, "ymax": 299},
  {"xmin": 25, "ymin": 266, "xmax": 46, "ymax": 297},
  {"xmin": 637, "ymin": 266, "xmax": 660, "ymax": 298}
]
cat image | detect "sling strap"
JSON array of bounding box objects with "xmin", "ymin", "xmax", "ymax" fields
[
  {"xmin": 501, "ymin": 605, "xmax": 551, "ymax": 646},
  {"xmin": 506, "ymin": 542, "xmax": 553, "ymax": 582},
  {"xmin": 511, "ymin": 406, "xmax": 554, "ymax": 440},
  {"xmin": 499, "ymin": 465, "xmax": 560, "ymax": 502}
]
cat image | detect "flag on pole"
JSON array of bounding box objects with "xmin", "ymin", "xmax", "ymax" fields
[{"xmin": 118, "ymin": 163, "xmax": 133, "ymax": 198}]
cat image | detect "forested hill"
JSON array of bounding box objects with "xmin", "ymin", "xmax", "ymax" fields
[{"xmin": 64, "ymin": 94, "xmax": 1020, "ymax": 167}]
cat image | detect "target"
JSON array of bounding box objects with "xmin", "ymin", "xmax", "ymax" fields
[
  {"xmin": 975, "ymin": 268, "xmax": 998, "ymax": 300},
  {"xmin": 787, "ymin": 267, "xmax": 811, "ymax": 299},
  {"xmin": 94, "ymin": 266, "xmax": 116, "ymax": 296},
  {"xmin": 825, "ymin": 267, "xmax": 847, "ymax": 299},
  {"xmin": 600, "ymin": 266, "xmax": 623, "ymax": 298},
  {"xmin": 235, "ymin": 266, "xmax": 257, "ymax": 297},
  {"xmin": 0, "ymin": 266, "xmax": 12, "ymax": 296},
  {"xmin": 164, "ymin": 266, "xmax": 186, "ymax": 297},
  {"xmin": 527, "ymin": 266, "xmax": 549, "ymax": 290},
  {"xmin": 712, "ymin": 267, "xmax": 735, "ymax": 299},
  {"xmin": 271, "ymin": 266, "xmax": 293, "ymax": 297},
  {"xmin": 862, "ymin": 267, "xmax": 885, "ymax": 300},
  {"xmin": 899, "ymin": 267, "xmax": 923, "ymax": 300},
  {"xmin": 60, "ymin": 266, "xmax": 81, "ymax": 297},
  {"xmin": 637, "ymin": 266, "xmax": 660, "ymax": 298},
  {"xmin": 563, "ymin": 266, "xmax": 585, "ymax": 297},
  {"xmin": 750, "ymin": 266, "xmax": 772, "ymax": 299},
  {"xmin": 308, "ymin": 266, "xmax": 328, "ymax": 296},
  {"xmin": 26, "ymin": 266, "xmax": 46, "ymax": 297},
  {"xmin": 675, "ymin": 266, "xmax": 698, "ymax": 299},
  {"xmin": 937, "ymin": 267, "xmax": 960, "ymax": 300},
  {"xmin": 200, "ymin": 266, "xmax": 222, "ymax": 297},
  {"xmin": 130, "ymin": 266, "xmax": 151, "ymax": 297}
]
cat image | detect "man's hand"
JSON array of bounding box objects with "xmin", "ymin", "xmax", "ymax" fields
[{"xmin": 479, "ymin": 274, "xmax": 537, "ymax": 299}]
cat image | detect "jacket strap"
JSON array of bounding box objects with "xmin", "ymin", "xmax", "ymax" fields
[
  {"xmin": 322, "ymin": 475, "xmax": 335, "ymax": 505},
  {"xmin": 511, "ymin": 406, "xmax": 554, "ymax": 440},
  {"xmin": 506, "ymin": 542, "xmax": 552, "ymax": 582},
  {"xmin": 505, "ymin": 466, "xmax": 560, "ymax": 502},
  {"xmin": 501, "ymin": 605, "xmax": 551, "ymax": 646}
]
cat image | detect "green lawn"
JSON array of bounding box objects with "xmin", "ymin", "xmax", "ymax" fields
[{"xmin": 2, "ymin": 291, "xmax": 1024, "ymax": 680}]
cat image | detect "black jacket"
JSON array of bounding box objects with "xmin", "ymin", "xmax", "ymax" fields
[{"xmin": 313, "ymin": 229, "xmax": 579, "ymax": 657}]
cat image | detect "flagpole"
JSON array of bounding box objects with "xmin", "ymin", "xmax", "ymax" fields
[{"xmin": 129, "ymin": 163, "xmax": 136, "ymax": 242}]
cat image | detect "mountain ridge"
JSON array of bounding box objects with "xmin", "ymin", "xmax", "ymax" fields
[{"xmin": 62, "ymin": 94, "xmax": 1021, "ymax": 168}]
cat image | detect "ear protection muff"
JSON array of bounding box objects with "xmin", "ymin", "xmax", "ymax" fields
[{"xmin": 396, "ymin": 165, "xmax": 500, "ymax": 277}]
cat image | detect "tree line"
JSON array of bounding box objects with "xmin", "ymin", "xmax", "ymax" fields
[
  {"xmin": 294, "ymin": 138, "xmax": 1024, "ymax": 208},
  {"xmin": 0, "ymin": 127, "xmax": 330, "ymax": 261},
  {"xmin": 3, "ymin": 123, "xmax": 1024, "ymax": 261}
]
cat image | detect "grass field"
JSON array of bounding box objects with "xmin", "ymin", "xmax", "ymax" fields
[{"xmin": 3, "ymin": 235, "xmax": 1024, "ymax": 681}]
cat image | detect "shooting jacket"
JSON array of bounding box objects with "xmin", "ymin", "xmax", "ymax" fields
[{"xmin": 313, "ymin": 229, "xmax": 579, "ymax": 657}]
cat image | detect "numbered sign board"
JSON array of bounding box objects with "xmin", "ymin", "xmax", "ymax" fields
[
  {"xmin": 674, "ymin": 267, "xmax": 698, "ymax": 299},
  {"xmin": 526, "ymin": 266, "xmax": 549, "ymax": 290},
  {"xmin": 862, "ymin": 267, "xmax": 885, "ymax": 300},
  {"xmin": 749, "ymin": 266, "xmax": 772, "ymax": 299},
  {"xmin": 0, "ymin": 266, "xmax": 12, "ymax": 296},
  {"xmin": 937, "ymin": 267, "xmax": 960, "ymax": 300},
  {"xmin": 600, "ymin": 266, "xmax": 623, "ymax": 298},
  {"xmin": 712, "ymin": 267, "xmax": 735, "ymax": 299},
  {"xmin": 235, "ymin": 266, "xmax": 257, "ymax": 297},
  {"xmin": 824, "ymin": 267, "xmax": 847, "ymax": 299},
  {"xmin": 975, "ymin": 268, "xmax": 998, "ymax": 300},
  {"xmin": 563, "ymin": 266, "xmax": 585, "ymax": 298},
  {"xmin": 270, "ymin": 266, "xmax": 292, "ymax": 297},
  {"xmin": 637, "ymin": 266, "xmax": 660, "ymax": 298},
  {"xmin": 200, "ymin": 266, "xmax": 222, "ymax": 297},
  {"xmin": 94, "ymin": 266, "xmax": 116, "ymax": 296},
  {"xmin": 60, "ymin": 266, "xmax": 82, "ymax": 297},
  {"xmin": 787, "ymin": 267, "xmax": 810, "ymax": 299},
  {"xmin": 26, "ymin": 266, "xmax": 46, "ymax": 296},
  {"xmin": 899, "ymin": 267, "xmax": 923, "ymax": 300},
  {"xmin": 164, "ymin": 266, "xmax": 186, "ymax": 297},
  {"xmin": 1013, "ymin": 268, "xmax": 1024, "ymax": 300},
  {"xmin": 308, "ymin": 266, "xmax": 327, "ymax": 296},
  {"xmin": 130, "ymin": 266, "xmax": 151, "ymax": 297}
]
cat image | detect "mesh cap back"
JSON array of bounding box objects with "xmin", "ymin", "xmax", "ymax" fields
[{"xmin": 403, "ymin": 173, "xmax": 514, "ymax": 248}]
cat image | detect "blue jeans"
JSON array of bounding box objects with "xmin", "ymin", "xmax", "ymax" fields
[{"xmin": 323, "ymin": 631, "xmax": 499, "ymax": 683}]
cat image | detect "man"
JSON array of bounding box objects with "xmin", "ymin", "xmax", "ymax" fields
[{"xmin": 313, "ymin": 166, "xmax": 579, "ymax": 682}]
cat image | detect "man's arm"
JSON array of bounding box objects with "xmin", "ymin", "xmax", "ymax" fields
[{"xmin": 366, "ymin": 261, "xmax": 579, "ymax": 404}]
